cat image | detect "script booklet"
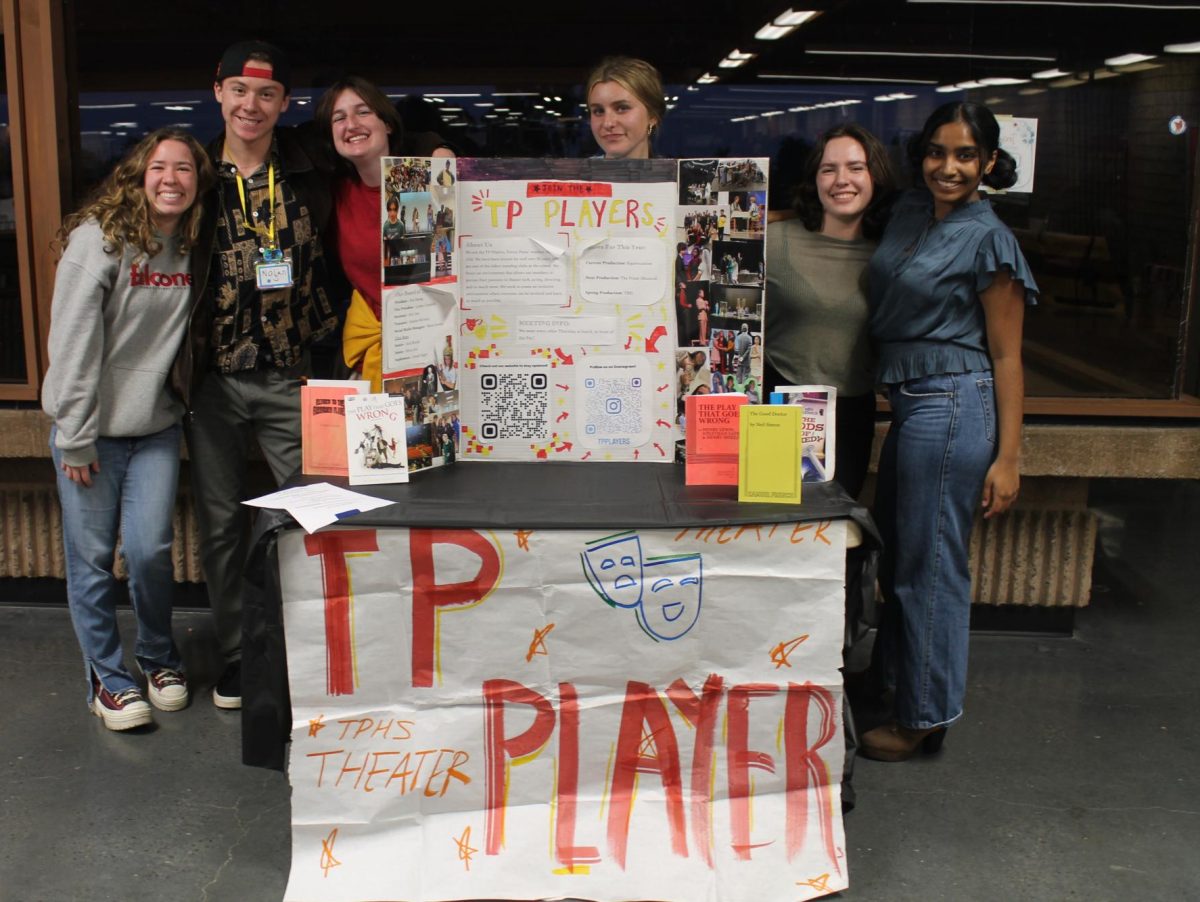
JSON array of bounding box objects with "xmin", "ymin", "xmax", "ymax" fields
[
  {"xmin": 770, "ymin": 384, "xmax": 837, "ymax": 483},
  {"xmin": 738, "ymin": 404, "xmax": 803, "ymax": 504},
  {"xmin": 344, "ymin": 393, "xmax": 410, "ymax": 486},
  {"xmin": 301, "ymin": 379, "xmax": 371, "ymax": 478},
  {"xmin": 684, "ymin": 392, "xmax": 747, "ymax": 485}
]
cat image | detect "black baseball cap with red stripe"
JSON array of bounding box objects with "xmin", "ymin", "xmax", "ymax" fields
[{"xmin": 215, "ymin": 40, "xmax": 291, "ymax": 94}]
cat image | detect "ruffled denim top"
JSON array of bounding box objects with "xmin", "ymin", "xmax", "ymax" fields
[{"xmin": 868, "ymin": 188, "xmax": 1039, "ymax": 385}]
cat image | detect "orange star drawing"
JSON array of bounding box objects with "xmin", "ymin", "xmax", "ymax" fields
[
  {"xmin": 797, "ymin": 873, "xmax": 832, "ymax": 893},
  {"xmin": 514, "ymin": 529, "xmax": 534, "ymax": 551},
  {"xmin": 526, "ymin": 623, "xmax": 555, "ymax": 662},
  {"xmin": 454, "ymin": 825, "xmax": 478, "ymax": 871},
  {"xmin": 638, "ymin": 725, "xmax": 665, "ymax": 759},
  {"xmin": 769, "ymin": 635, "xmax": 809, "ymax": 669},
  {"xmin": 308, "ymin": 714, "xmax": 327, "ymax": 738},
  {"xmin": 319, "ymin": 828, "xmax": 342, "ymax": 878}
]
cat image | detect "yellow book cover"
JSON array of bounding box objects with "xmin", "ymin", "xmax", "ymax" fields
[{"xmin": 738, "ymin": 405, "xmax": 803, "ymax": 504}]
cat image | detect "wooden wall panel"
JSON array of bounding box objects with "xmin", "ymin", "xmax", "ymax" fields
[{"xmin": 0, "ymin": 0, "xmax": 70, "ymax": 401}]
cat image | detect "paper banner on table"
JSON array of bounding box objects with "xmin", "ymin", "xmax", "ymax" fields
[
  {"xmin": 456, "ymin": 158, "xmax": 678, "ymax": 462},
  {"xmin": 279, "ymin": 520, "xmax": 850, "ymax": 902}
]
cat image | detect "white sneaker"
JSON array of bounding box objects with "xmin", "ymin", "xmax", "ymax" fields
[
  {"xmin": 145, "ymin": 667, "xmax": 189, "ymax": 712},
  {"xmin": 92, "ymin": 678, "xmax": 153, "ymax": 731},
  {"xmin": 212, "ymin": 660, "xmax": 241, "ymax": 710}
]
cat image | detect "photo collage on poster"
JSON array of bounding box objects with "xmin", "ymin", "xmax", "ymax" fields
[
  {"xmin": 381, "ymin": 365, "xmax": 460, "ymax": 474},
  {"xmin": 382, "ymin": 157, "xmax": 457, "ymax": 287},
  {"xmin": 674, "ymin": 158, "xmax": 768, "ymax": 426},
  {"xmin": 380, "ymin": 157, "xmax": 460, "ymax": 472}
]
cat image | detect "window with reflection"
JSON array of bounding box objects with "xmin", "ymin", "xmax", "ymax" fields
[
  {"xmin": 68, "ymin": 45, "xmax": 1198, "ymax": 403},
  {"xmin": 0, "ymin": 48, "xmax": 28, "ymax": 384}
]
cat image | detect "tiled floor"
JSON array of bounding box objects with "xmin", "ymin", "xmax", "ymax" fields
[{"xmin": 2, "ymin": 478, "xmax": 1197, "ymax": 901}]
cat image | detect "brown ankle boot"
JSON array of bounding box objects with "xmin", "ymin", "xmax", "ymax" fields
[{"xmin": 860, "ymin": 723, "xmax": 947, "ymax": 762}]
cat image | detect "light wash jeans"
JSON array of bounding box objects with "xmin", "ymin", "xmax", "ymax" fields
[
  {"xmin": 871, "ymin": 371, "xmax": 996, "ymax": 729},
  {"xmin": 51, "ymin": 424, "xmax": 184, "ymax": 703}
]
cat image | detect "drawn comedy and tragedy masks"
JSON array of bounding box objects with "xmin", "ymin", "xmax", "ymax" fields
[{"xmin": 581, "ymin": 530, "xmax": 703, "ymax": 641}]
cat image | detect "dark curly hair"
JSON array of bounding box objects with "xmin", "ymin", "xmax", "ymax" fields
[
  {"xmin": 794, "ymin": 123, "xmax": 896, "ymax": 240},
  {"xmin": 907, "ymin": 101, "xmax": 1018, "ymax": 191}
]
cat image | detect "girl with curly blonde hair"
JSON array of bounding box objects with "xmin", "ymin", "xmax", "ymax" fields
[{"xmin": 42, "ymin": 127, "xmax": 214, "ymax": 731}]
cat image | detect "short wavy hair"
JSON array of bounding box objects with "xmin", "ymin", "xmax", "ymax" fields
[
  {"xmin": 795, "ymin": 123, "xmax": 896, "ymax": 240},
  {"xmin": 314, "ymin": 75, "xmax": 405, "ymax": 179}
]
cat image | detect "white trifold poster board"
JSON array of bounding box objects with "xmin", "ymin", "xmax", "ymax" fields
[
  {"xmin": 279, "ymin": 520, "xmax": 849, "ymax": 901},
  {"xmin": 453, "ymin": 159, "xmax": 678, "ymax": 462},
  {"xmin": 379, "ymin": 158, "xmax": 771, "ymax": 464}
]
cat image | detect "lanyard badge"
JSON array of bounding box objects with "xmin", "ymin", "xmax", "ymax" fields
[
  {"xmin": 236, "ymin": 163, "xmax": 294, "ymax": 290},
  {"xmin": 255, "ymin": 253, "xmax": 293, "ymax": 290}
]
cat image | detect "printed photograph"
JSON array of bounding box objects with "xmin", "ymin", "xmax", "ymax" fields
[
  {"xmin": 674, "ymin": 237, "xmax": 710, "ymax": 283},
  {"xmin": 433, "ymin": 228, "xmax": 454, "ymax": 277},
  {"xmin": 384, "ymin": 157, "xmax": 432, "ymax": 196},
  {"xmin": 405, "ymin": 421, "xmax": 436, "ymax": 472},
  {"xmin": 711, "ymin": 284, "xmax": 763, "ymax": 323},
  {"xmin": 678, "ymin": 159, "xmax": 718, "ymax": 205},
  {"xmin": 711, "ymin": 240, "xmax": 764, "ymax": 287},
  {"xmin": 725, "ymin": 190, "xmax": 766, "ymax": 238},
  {"xmin": 675, "ymin": 279, "xmax": 713, "ymax": 347},
  {"xmin": 706, "ymin": 326, "xmax": 762, "ymax": 388},
  {"xmin": 675, "ymin": 347, "xmax": 712, "ymax": 425},
  {"xmin": 716, "ymin": 158, "xmax": 767, "ymax": 191},
  {"xmin": 397, "ymin": 191, "xmax": 434, "ymax": 236},
  {"xmin": 678, "ymin": 205, "xmax": 726, "ymax": 245},
  {"xmin": 432, "ymin": 157, "xmax": 456, "ymax": 203},
  {"xmin": 383, "ymin": 235, "xmax": 432, "ymax": 286}
]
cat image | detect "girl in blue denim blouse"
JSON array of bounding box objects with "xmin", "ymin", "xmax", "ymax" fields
[
  {"xmin": 863, "ymin": 102, "xmax": 1038, "ymax": 761},
  {"xmin": 42, "ymin": 130, "xmax": 214, "ymax": 731}
]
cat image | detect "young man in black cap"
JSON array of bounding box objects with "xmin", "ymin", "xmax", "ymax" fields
[{"xmin": 176, "ymin": 40, "xmax": 337, "ymax": 709}]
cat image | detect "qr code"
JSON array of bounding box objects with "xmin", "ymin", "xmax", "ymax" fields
[
  {"xmin": 479, "ymin": 369, "xmax": 550, "ymax": 440},
  {"xmin": 582, "ymin": 376, "xmax": 644, "ymax": 436}
]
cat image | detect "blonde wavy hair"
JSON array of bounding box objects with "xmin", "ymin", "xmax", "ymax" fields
[
  {"xmin": 585, "ymin": 56, "xmax": 667, "ymax": 130},
  {"xmin": 57, "ymin": 127, "xmax": 214, "ymax": 259}
]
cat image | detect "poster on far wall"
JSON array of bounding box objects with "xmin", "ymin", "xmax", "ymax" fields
[{"xmin": 994, "ymin": 116, "xmax": 1037, "ymax": 194}]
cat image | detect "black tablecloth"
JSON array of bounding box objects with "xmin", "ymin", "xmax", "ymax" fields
[{"xmin": 242, "ymin": 462, "xmax": 879, "ymax": 770}]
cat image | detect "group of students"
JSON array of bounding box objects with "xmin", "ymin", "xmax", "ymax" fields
[
  {"xmin": 44, "ymin": 41, "xmax": 361, "ymax": 730},
  {"xmin": 764, "ymin": 110, "xmax": 1036, "ymax": 762},
  {"xmin": 43, "ymin": 42, "xmax": 1037, "ymax": 764}
]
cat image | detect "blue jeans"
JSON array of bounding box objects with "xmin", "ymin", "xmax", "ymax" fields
[
  {"xmin": 51, "ymin": 424, "xmax": 184, "ymax": 702},
  {"xmin": 871, "ymin": 371, "xmax": 996, "ymax": 729}
]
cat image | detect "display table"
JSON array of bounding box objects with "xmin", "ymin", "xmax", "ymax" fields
[{"xmin": 245, "ymin": 462, "xmax": 877, "ymax": 902}]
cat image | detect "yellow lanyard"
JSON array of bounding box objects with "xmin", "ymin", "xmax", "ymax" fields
[{"xmin": 234, "ymin": 163, "xmax": 277, "ymax": 249}]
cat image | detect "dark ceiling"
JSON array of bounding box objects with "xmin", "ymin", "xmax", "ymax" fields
[{"xmin": 72, "ymin": 0, "xmax": 1200, "ymax": 93}]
